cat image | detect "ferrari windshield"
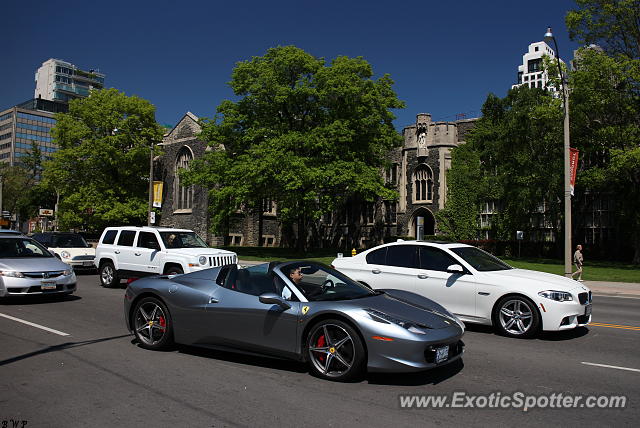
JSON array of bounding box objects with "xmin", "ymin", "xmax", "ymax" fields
[
  {"xmin": 449, "ymin": 246, "xmax": 512, "ymax": 271},
  {"xmin": 159, "ymin": 231, "xmax": 208, "ymax": 249},
  {"xmin": 0, "ymin": 238, "xmax": 53, "ymax": 258},
  {"xmin": 281, "ymin": 262, "xmax": 377, "ymax": 302}
]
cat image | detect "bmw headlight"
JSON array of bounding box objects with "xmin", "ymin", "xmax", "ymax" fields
[
  {"xmin": 61, "ymin": 251, "xmax": 71, "ymax": 259},
  {"xmin": 0, "ymin": 270, "xmax": 25, "ymax": 278},
  {"xmin": 198, "ymin": 256, "xmax": 207, "ymax": 265},
  {"xmin": 365, "ymin": 309, "xmax": 429, "ymax": 334},
  {"xmin": 538, "ymin": 290, "xmax": 573, "ymax": 302}
]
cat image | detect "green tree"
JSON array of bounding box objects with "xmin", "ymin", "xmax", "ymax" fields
[
  {"xmin": 41, "ymin": 89, "xmax": 164, "ymax": 231},
  {"xmin": 183, "ymin": 46, "xmax": 404, "ymax": 248},
  {"xmin": 566, "ymin": 1, "xmax": 640, "ymax": 263},
  {"xmin": 441, "ymin": 88, "xmax": 564, "ymax": 241},
  {"xmin": 566, "ymin": 0, "xmax": 640, "ymax": 59}
]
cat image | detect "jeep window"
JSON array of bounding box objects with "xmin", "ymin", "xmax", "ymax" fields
[
  {"xmin": 137, "ymin": 232, "xmax": 160, "ymax": 250},
  {"xmin": 102, "ymin": 230, "xmax": 117, "ymax": 245},
  {"xmin": 117, "ymin": 230, "xmax": 136, "ymax": 247},
  {"xmin": 159, "ymin": 231, "xmax": 207, "ymax": 249}
]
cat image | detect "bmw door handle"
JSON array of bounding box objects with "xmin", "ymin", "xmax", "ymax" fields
[
  {"xmin": 417, "ymin": 274, "xmax": 429, "ymax": 279},
  {"xmin": 114, "ymin": 250, "xmax": 120, "ymax": 254},
  {"xmin": 134, "ymin": 253, "xmax": 141, "ymax": 256},
  {"xmin": 372, "ymin": 269, "xmax": 381, "ymax": 274},
  {"xmin": 209, "ymin": 297, "xmax": 219, "ymax": 304}
]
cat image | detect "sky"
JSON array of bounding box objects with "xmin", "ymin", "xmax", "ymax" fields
[{"xmin": 2, "ymin": 0, "xmax": 581, "ymax": 130}]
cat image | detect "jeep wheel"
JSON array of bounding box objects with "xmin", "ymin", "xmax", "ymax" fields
[
  {"xmin": 99, "ymin": 262, "xmax": 119, "ymax": 288},
  {"xmin": 166, "ymin": 266, "xmax": 184, "ymax": 276}
]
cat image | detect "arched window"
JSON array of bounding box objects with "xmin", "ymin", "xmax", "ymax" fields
[
  {"xmin": 174, "ymin": 147, "xmax": 193, "ymax": 211},
  {"xmin": 413, "ymin": 165, "xmax": 433, "ymax": 202}
]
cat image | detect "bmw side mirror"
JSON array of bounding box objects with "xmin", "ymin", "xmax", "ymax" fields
[
  {"xmin": 446, "ymin": 264, "xmax": 465, "ymax": 274},
  {"xmin": 259, "ymin": 292, "xmax": 291, "ymax": 310}
]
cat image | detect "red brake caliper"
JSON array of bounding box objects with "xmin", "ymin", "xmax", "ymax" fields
[
  {"xmin": 158, "ymin": 316, "xmax": 166, "ymax": 330},
  {"xmin": 316, "ymin": 335, "xmax": 326, "ymax": 362}
]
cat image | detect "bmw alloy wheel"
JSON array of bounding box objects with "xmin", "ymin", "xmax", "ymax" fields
[{"xmin": 498, "ymin": 298, "xmax": 534, "ymax": 336}]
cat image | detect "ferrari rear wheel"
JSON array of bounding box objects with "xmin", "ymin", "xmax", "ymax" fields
[
  {"xmin": 133, "ymin": 297, "xmax": 174, "ymax": 350},
  {"xmin": 306, "ymin": 319, "xmax": 365, "ymax": 381}
]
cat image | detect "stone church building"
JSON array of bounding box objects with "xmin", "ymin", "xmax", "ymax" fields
[{"xmin": 156, "ymin": 112, "xmax": 477, "ymax": 248}]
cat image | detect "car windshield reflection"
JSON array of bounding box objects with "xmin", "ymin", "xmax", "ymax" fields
[
  {"xmin": 160, "ymin": 231, "xmax": 208, "ymax": 249},
  {"xmin": 450, "ymin": 247, "xmax": 512, "ymax": 272},
  {"xmin": 51, "ymin": 234, "xmax": 90, "ymax": 248},
  {"xmin": 0, "ymin": 238, "xmax": 54, "ymax": 258}
]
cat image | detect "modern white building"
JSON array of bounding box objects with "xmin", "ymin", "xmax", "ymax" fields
[
  {"xmin": 34, "ymin": 58, "xmax": 105, "ymax": 103},
  {"xmin": 511, "ymin": 41, "xmax": 565, "ymax": 91}
]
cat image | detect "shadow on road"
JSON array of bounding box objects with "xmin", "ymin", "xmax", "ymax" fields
[
  {"xmin": 0, "ymin": 334, "xmax": 132, "ymax": 366},
  {"xmin": 0, "ymin": 294, "xmax": 82, "ymax": 305},
  {"xmin": 464, "ymin": 323, "xmax": 590, "ymax": 341},
  {"xmin": 366, "ymin": 358, "xmax": 464, "ymax": 386}
]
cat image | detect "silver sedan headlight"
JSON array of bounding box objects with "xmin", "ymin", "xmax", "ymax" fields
[
  {"xmin": 0, "ymin": 270, "xmax": 25, "ymax": 278},
  {"xmin": 538, "ymin": 290, "xmax": 573, "ymax": 302},
  {"xmin": 365, "ymin": 309, "xmax": 429, "ymax": 334},
  {"xmin": 63, "ymin": 269, "xmax": 73, "ymax": 276},
  {"xmin": 198, "ymin": 256, "xmax": 207, "ymax": 265}
]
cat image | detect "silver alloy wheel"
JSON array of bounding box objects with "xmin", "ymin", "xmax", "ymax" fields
[
  {"xmin": 134, "ymin": 301, "xmax": 168, "ymax": 346},
  {"xmin": 101, "ymin": 264, "xmax": 114, "ymax": 286},
  {"xmin": 308, "ymin": 324, "xmax": 355, "ymax": 378},
  {"xmin": 498, "ymin": 299, "xmax": 533, "ymax": 335}
]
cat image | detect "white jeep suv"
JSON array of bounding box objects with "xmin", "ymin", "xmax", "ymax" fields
[{"xmin": 94, "ymin": 226, "xmax": 237, "ymax": 287}]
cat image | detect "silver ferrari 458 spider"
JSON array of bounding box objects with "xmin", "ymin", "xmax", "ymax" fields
[{"xmin": 124, "ymin": 261, "xmax": 465, "ymax": 381}]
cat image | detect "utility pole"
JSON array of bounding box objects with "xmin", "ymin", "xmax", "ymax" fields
[{"xmin": 148, "ymin": 140, "xmax": 154, "ymax": 227}]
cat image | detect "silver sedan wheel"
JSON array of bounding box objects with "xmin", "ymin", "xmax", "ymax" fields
[
  {"xmin": 308, "ymin": 324, "xmax": 355, "ymax": 378},
  {"xmin": 134, "ymin": 301, "xmax": 168, "ymax": 346},
  {"xmin": 498, "ymin": 299, "xmax": 533, "ymax": 335}
]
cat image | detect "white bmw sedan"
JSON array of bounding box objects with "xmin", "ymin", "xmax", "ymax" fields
[{"xmin": 332, "ymin": 241, "xmax": 592, "ymax": 338}]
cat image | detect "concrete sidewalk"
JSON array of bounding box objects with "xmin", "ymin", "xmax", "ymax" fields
[{"xmin": 583, "ymin": 280, "xmax": 640, "ymax": 298}]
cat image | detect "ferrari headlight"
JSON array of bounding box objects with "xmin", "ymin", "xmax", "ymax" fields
[
  {"xmin": 538, "ymin": 290, "xmax": 573, "ymax": 302},
  {"xmin": 365, "ymin": 309, "xmax": 429, "ymax": 334},
  {"xmin": 0, "ymin": 270, "xmax": 25, "ymax": 278},
  {"xmin": 61, "ymin": 251, "xmax": 71, "ymax": 259},
  {"xmin": 198, "ymin": 256, "xmax": 207, "ymax": 265}
]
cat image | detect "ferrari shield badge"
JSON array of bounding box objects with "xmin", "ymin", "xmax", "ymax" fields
[{"xmin": 302, "ymin": 306, "xmax": 310, "ymax": 315}]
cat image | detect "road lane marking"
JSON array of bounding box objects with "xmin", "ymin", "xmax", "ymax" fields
[
  {"xmin": 589, "ymin": 322, "xmax": 640, "ymax": 331},
  {"xmin": 593, "ymin": 294, "xmax": 640, "ymax": 300},
  {"xmin": 581, "ymin": 362, "xmax": 640, "ymax": 373},
  {"xmin": 0, "ymin": 312, "xmax": 70, "ymax": 336}
]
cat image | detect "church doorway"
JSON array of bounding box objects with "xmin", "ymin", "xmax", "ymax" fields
[{"xmin": 409, "ymin": 208, "xmax": 435, "ymax": 238}]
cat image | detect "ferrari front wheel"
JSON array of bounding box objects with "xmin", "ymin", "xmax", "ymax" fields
[
  {"xmin": 133, "ymin": 297, "xmax": 174, "ymax": 350},
  {"xmin": 306, "ymin": 319, "xmax": 365, "ymax": 381}
]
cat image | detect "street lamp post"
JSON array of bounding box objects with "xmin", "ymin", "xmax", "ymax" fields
[
  {"xmin": 544, "ymin": 27, "xmax": 572, "ymax": 278},
  {"xmin": 148, "ymin": 140, "xmax": 154, "ymax": 227}
]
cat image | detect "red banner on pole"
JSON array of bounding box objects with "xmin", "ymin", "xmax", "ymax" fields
[{"xmin": 569, "ymin": 148, "xmax": 579, "ymax": 196}]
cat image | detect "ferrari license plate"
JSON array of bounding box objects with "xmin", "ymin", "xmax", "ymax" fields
[
  {"xmin": 435, "ymin": 346, "xmax": 449, "ymax": 363},
  {"xmin": 584, "ymin": 304, "xmax": 592, "ymax": 317},
  {"xmin": 41, "ymin": 281, "xmax": 57, "ymax": 290}
]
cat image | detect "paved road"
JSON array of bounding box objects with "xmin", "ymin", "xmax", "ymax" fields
[{"xmin": 0, "ymin": 274, "xmax": 638, "ymax": 427}]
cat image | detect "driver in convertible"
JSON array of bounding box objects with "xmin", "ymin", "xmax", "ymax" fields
[{"xmin": 287, "ymin": 265, "xmax": 327, "ymax": 298}]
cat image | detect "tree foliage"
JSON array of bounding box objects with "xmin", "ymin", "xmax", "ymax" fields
[
  {"xmin": 566, "ymin": 0, "xmax": 640, "ymax": 59},
  {"xmin": 441, "ymin": 88, "xmax": 564, "ymax": 241},
  {"xmin": 182, "ymin": 46, "xmax": 404, "ymax": 248},
  {"xmin": 41, "ymin": 89, "xmax": 164, "ymax": 231}
]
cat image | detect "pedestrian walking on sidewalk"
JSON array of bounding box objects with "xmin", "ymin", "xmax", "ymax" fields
[{"xmin": 572, "ymin": 244, "xmax": 584, "ymax": 281}]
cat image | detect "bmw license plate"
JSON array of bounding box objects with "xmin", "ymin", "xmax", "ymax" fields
[
  {"xmin": 435, "ymin": 346, "xmax": 449, "ymax": 363},
  {"xmin": 41, "ymin": 281, "xmax": 57, "ymax": 290},
  {"xmin": 584, "ymin": 304, "xmax": 592, "ymax": 317}
]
